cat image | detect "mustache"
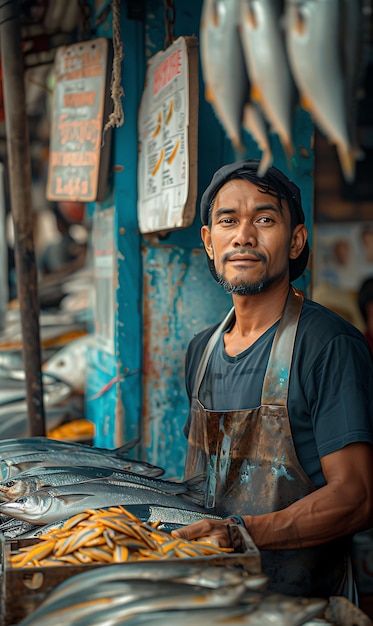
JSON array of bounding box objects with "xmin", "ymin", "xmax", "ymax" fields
[{"xmin": 221, "ymin": 248, "xmax": 267, "ymax": 264}]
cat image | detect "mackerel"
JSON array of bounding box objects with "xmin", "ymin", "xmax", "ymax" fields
[
  {"xmin": 0, "ymin": 448, "xmax": 164, "ymax": 481},
  {"xmin": 0, "ymin": 481, "xmax": 210, "ymax": 525},
  {"xmin": 41, "ymin": 561, "xmax": 267, "ymax": 608},
  {"xmin": 0, "ymin": 465, "xmax": 204, "ymax": 502}
]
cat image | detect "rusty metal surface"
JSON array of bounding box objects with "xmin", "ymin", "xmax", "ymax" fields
[
  {"xmin": 0, "ymin": 0, "xmax": 45, "ymax": 435},
  {"xmin": 141, "ymin": 243, "xmax": 230, "ymax": 479}
]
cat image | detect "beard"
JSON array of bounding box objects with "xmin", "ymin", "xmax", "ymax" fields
[
  {"xmin": 215, "ymin": 272, "xmax": 279, "ymax": 295},
  {"xmin": 210, "ymin": 246, "xmax": 288, "ymax": 295}
]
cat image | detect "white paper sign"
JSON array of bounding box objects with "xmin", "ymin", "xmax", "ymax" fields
[{"xmin": 137, "ymin": 37, "xmax": 198, "ymax": 234}]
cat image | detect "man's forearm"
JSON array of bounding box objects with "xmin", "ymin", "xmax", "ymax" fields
[{"xmin": 243, "ymin": 480, "xmax": 370, "ymax": 550}]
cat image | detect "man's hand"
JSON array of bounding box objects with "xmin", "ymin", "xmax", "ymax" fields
[{"xmin": 171, "ymin": 518, "xmax": 235, "ymax": 548}]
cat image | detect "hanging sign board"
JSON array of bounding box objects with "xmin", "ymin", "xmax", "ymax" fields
[
  {"xmin": 137, "ymin": 36, "xmax": 198, "ymax": 234},
  {"xmin": 46, "ymin": 38, "xmax": 112, "ymax": 203}
]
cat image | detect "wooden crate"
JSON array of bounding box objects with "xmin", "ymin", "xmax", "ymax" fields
[{"xmin": 0, "ymin": 525, "xmax": 261, "ymax": 625}]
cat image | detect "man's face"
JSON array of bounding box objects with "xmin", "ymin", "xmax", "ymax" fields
[{"xmin": 201, "ymin": 178, "xmax": 305, "ymax": 295}]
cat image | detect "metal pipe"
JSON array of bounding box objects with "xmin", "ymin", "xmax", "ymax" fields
[{"xmin": 0, "ymin": 0, "xmax": 45, "ymax": 435}]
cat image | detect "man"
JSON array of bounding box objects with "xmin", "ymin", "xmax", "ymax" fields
[{"xmin": 172, "ymin": 159, "xmax": 373, "ymax": 600}]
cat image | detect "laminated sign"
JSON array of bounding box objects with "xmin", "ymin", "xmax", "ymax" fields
[
  {"xmin": 46, "ymin": 38, "xmax": 112, "ymax": 202},
  {"xmin": 137, "ymin": 36, "xmax": 198, "ymax": 233}
]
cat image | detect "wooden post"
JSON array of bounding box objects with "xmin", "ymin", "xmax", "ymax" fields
[{"xmin": 0, "ymin": 0, "xmax": 45, "ymax": 435}]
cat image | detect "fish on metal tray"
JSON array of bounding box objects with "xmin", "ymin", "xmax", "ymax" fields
[
  {"xmin": 200, "ymin": 0, "xmax": 248, "ymax": 151},
  {"xmin": 284, "ymin": 0, "xmax": 357, "ymax": 182},
  {"xmin": 0, "ymin": 480, "xmax": 210, "ymax": 525},
  {"xmin": 0, "ymin": 436, "xmax": 165, "ymax": 479},
  {"xmin": 0, "ymin": 464, "xmax": 204, "ymax": 503},
  {"xmin": 239, "ymin": 0, "xmax": 295, "ymax": 161}
]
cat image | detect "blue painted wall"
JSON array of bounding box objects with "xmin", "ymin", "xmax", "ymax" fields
[
  {"xmin": 86, "ymin": 2, "xmax": 144, "ymax": 451},
  {"xmin": 86, "ymin": 0, "xmax": 314, "ymax": 478}
]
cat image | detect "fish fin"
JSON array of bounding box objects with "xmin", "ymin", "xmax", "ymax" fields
[
  {"xmin": 60, "ymin": 493, "xmax": 93, "ymax": 505},
  {"xmin": 113, "ymin": 436, "xmax": 141, "ymax": 456}
]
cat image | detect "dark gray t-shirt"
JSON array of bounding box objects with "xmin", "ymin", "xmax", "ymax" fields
[{"xmin": 184, "ymin": 298, "xmax": 373, "ymax": 488}]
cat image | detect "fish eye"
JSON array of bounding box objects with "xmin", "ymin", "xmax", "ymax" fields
[
  {"xmin": 17, "ymin": 496, "xmax": 27, "ymax": 504},
  {"xmin": 5, "ymin": 480, "xmax": 15, "ymax": 487}
]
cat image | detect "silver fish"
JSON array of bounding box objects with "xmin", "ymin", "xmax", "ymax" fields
[
  {"xmin": 21, "ymin": 580, "xmax": 248, "ymax": 626},
  {"xmin": 41, "ymin": 561, "xmax": 267, "ymax": 609},
  {"xmin": 284, "ymin": 0, "xmax": 356, "ymax": 182},
  {"xmin": 121, "ymin": 595, "xmax": 326, "ymax": 626},
  {"xmin": 0, "ymin": 403, "xmax": 71, "ymax": 440},
  {"xmin": 0, "ymin": 451, "xmax": 164, "ymax": 481},
  {"xmin": 0, "ymin": 515, "xmax": 36, "ymax": 538},
  {"xmin": 16, "ymin": 503, "xmax": 222, "ymax": 539},
  {"xmin": 42, "ymin": 334, "xmax": 95, "ymax": 394},
  {"xmin": 239, "ymin": 0, "xmax": 295, "ymax": 160},
  {"xmin": 0, "ymin": 465, "xmax": 203, "ymax": 502},
  {"xmin": 0, "ymin": 481, "xmax": 209, "ymax": 524},
  {"xmin": 0, "ymin": 435, "xmax": 138, "ymax": 457},
  {"xmin": 200, "ymin": 0, "xmax": 247, "ymax": 151},
  {"xmin": 240, "ymin": 593, "xmax": 327, "ymax": 626},
  {"xmin": 0, "ymin": 437, "xmax": 165, "ymax": 479},
  {"xmin": 115, "ymin": 598, "xmax": 327, "ymax": 626}
]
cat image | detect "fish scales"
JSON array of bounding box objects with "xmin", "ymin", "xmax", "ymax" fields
[
  {"xmin": 0, "ymin": 452, "xmax": 164, "ymax": 481},
  {"xmin": 0, "ymin": 465, "xmax": 202, "ymax": 502}
]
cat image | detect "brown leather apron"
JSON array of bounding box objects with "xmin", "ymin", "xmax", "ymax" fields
[{"xmin": 184, "ymin": 288, "xmax": 351, "ymax": 598}]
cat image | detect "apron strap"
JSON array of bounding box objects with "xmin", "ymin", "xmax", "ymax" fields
[
  {"xmin": 192, "ymin": 307, "xmax": 235, "ymax": 398},
  {"xmin": 261, "ymin": 287, "xmax": 304, "ymax": 406},
  {"xmin": 192, "ymin": 287, "xmax": 304, "ymax": 405}
]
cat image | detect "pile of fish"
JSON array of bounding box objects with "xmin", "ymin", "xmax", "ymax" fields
[
  {"xmin": 200, "ymin": 0, "xmax": 366, "ymax": 182},
  {"xmin": 7, "ymin": 505, "xmax": 233, "ymax": 568},
  {"xmin": 15, "ymin": 560, "xmax": 329, "ymax": 626},
  {"xmin": 0, "ymin": 436, "xmax": 209, "ymax": 537}
]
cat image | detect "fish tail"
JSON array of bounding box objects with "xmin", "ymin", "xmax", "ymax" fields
[
  {"xmin": 336, "ymin": 143, "xmax": 356, "ymax": 183},
  {"xmin": 282, "ymin": 136, "xmax": 295, "ymax": 171},
  {"xmin": 257, "ymin": 150, "xmax": 273, "ymax": 178}
]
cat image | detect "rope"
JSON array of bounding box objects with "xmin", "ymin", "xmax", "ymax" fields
[{"xmin": 103, "ymin": 0, "xmax": 124, "ymax": 137}]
